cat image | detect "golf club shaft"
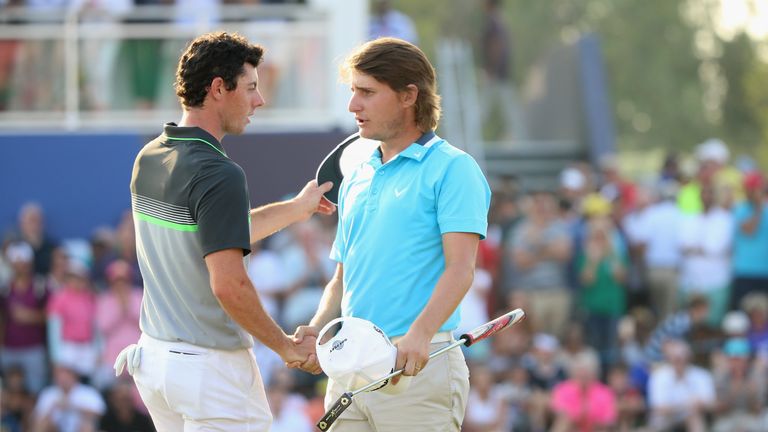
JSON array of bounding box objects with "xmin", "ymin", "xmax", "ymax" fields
[
  {"xmin": 351, "ymin": 336, "xmax": 467, "ymax": 396},
  {"xmin": 350, "ymin": 306, "xmax": 526, "ymax": 395}
]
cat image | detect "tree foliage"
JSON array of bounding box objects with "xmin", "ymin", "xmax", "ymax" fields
[{"xmin": 392, "ymin": 0, "xmax": 767, "ymax": 167}]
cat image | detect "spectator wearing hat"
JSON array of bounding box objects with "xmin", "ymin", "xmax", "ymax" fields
[
  {"xmin": 678, "ymin": 138, "xmax": 728, "ymax": 215},
  {"xmin": 731, "ymin": 171, "xmax": 768, "ymax": 309},
  {"xmin": 679, "ymin": 138, "xmax": 743, "ymax": 211},
  {"xmin": 94, "ymin": 260, "xmax": 143, "ymax": 390},
  {"xmin": 47, "ymin": 260, "xmax": 99, "ymax": 381},
  {"xmin": 721, "ymin": 310, "xmax": 751, "ymax": 338},
  {"xmin": 0, "ymin": 241, "xmax": 50, "ymax": 394},
  {"xmin": 559, "ymin": 167, "xmax": 589, "ymax": 215},
  {"xmin": 31, "ymin": 361, "xmax": 106, "ymax": 432},
  {"xmin": 711, "ymin": 338, "xmax": 765, "ymax": 432}
]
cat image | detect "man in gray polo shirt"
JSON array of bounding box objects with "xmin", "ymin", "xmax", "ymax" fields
[{"xmin": 116, "ymin": 32, "xmax": 334, "ymax": 431}]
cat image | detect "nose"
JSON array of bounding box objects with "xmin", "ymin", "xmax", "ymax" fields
[
  {"xmin": 348, "ymin": 92, "xmax": 361, "ymax": 113},
  {"xmin": 253, "ymin": 89, "xmax": 265, "ymax": 109}
]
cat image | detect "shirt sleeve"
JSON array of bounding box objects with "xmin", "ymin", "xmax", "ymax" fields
[
  {"xmin": 330, "ymin": 178, "xmax": 348, "ymax": 263},
  {"xmin": 436, "ymin": 154, "xmax": 491, "ymax": 239},
  {"xmin": 189, "ymin": 160, "xmax": 251, "ymax": 257},
  {"xmin": 330, "ymin": 223, "xmax": 344, "ymax": 263}
]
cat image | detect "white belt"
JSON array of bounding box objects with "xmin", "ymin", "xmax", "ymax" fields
[{"xmin": 392, "ymin": 331, "xmax": 454, "ymax": 344}]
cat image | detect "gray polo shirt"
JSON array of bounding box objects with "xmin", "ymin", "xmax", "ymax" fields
[{"xmin": 130, "ymin": 123, "xmax": 253, "ymax": 349}]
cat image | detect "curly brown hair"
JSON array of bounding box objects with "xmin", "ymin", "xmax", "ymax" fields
[
  {"xmin": 340, "ymin": 37, "xmax": 441, "ymax": 132},
  {"xmin": 175, "ymin": 32, "xmax": 265, "ymax": 108}
]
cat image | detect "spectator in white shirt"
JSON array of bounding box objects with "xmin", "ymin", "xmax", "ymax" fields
[
  {"xmin": 625, "ymin": 180, "xmax": 684, "ymax": 320},
  {"xmin": 32, "ymin": 362, "xmax": 106, "ymax": 432},
  {"xmin": 648, "ymin": 339, "xmax": 715, "ymax": 432},
  {"xmin": 679, "ymin": 184, "xmax": 734, "ymax": 326}
]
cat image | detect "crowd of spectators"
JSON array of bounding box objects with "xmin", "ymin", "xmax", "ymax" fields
[
  {"xmin": 459, "ymin": 138, "xmax": 768, "ymax": 432},
  {"xmin": 2, "ymin": 137, "xmax": 767, "ymax": 432}
]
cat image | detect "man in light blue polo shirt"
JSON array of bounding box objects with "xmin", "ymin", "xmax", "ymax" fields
[{"xmin": 297, "ymin": 37, "xmax": 491, "ymax": 431}]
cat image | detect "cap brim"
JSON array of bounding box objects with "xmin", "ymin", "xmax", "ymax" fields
[
  {"xmin": 316, "ymin": 136, "xmax": 354, "ymax": 205},
  {"xmin": 316, "ymin": 133, "xmax": 379, "ymax": 205}
]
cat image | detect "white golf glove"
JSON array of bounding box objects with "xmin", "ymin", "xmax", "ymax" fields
[{"xmin": 114, "ymin": 344, "xmax": 142, "ymax": 376}]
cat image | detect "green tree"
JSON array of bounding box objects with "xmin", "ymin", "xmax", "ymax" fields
[{"xmin": 392, "ymin": 0, "xmax": 766, "ymax": 166}]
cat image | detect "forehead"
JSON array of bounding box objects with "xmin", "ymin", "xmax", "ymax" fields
[
  {"xmin": 350, "ymin": 70, "xmax": 388, "ymax": 88},
  {"xmin": 238, "ymin": 63, "xmax": 258, "ymax": 81}
]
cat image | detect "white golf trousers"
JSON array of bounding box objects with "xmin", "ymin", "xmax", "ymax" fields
[{"xmin": 133, "ymin": 333, "xmax": 271, "ymax": 431}]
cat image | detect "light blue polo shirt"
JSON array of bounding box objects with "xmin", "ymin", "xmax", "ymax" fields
[
  {"xmin": 732, "ymin": 201, "xmax": 768, "ymax": 277},
  {"xmin": 330, "ymin": 132, "xmax": 491, "ymax": 338}
]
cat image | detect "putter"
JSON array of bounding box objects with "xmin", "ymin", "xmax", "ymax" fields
[{"xmin": 316, "ymin": 308, "xmax": 526, "ymax": 431}]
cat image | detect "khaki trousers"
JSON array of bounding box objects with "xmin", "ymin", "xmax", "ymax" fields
[{"xmin": 325, "ymin": 338, "xmax": 470, "ymax": 432}]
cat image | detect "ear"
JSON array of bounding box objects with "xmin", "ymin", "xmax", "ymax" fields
[
  {"xmin": 400, "ymin": 84, "xmax": 418, "ymax": 108},
  {"xmin": 208, "ymin": 77, "xmax": 226, "ymax": 101}
]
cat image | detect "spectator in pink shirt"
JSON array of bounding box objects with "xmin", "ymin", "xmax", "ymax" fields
[
  {"xmin": 47, "ymin": 260, "xmax": 99, "ymax": 381},
  {"xmin": 94, "ymin": 260, "xmax": 142, "ymax": 390},
  {"xmin": 551, "ymin": 352, "xmax": 617, "ymax": 432}
]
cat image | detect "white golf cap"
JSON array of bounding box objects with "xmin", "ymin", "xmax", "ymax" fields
[
  {"xmin": 6, "ymin": 242, "xmax": 33, "ymax": 263},
  {"xmin": 560, "ymin": 167, "xmax": 585, "ymax": 190},
  {"xmin": 317, "ymin": 317, "xmax": 410, "ymax": 395},
  {"xmin": 696, "ymin": 138, "xmax": 729, "ymax": 164}
]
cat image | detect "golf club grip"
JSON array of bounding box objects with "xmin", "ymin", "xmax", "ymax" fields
[
  {"xmin": 317, "ymin": 391, "xmax": 353, "ymax": 431},
  {"xmin": 460, "ymin": 308, "xmax": 525, "ymax": 347}
]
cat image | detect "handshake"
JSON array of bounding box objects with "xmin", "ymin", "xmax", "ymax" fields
[
  {"xmin": 282, "ymin": 325, "xmax": 323, "ymax": 375},
  {"xmin": 113, "ymin": 325, "xmax": 326, "ymax": 378}
]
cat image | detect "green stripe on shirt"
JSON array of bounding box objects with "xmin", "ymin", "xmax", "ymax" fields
[{"xmin": 134, "ymin": 211, "xmax": 198, "ymax": 232}]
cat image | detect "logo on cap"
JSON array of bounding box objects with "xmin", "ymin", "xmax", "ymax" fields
[{"xmin": 330, "ymin": 338, "xmax": 348, "ymax": 353}]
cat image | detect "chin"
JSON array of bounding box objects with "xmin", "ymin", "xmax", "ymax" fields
[
  {"xmin": 226, "ymin": 125, "xmax": 247, "ymax": 136},
  {"xmin": 358, "ymin": 128, "xmax": 379, "ymax": 141}
]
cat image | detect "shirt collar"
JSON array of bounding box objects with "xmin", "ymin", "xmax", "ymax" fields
[
  {"xmin": 400, "ymin": 131, "xmax": 438, "ymax": 161},
  {"xmin": 370, "ymin": 131, "xmax": 440, "ymax": 165},
  {"xmin": 162, "ymin": 123, "xmax": 227, "ymax": 157}
]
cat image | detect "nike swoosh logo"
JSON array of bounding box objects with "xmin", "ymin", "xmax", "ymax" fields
[{"xmin": 395, "ymin": 188, "xmax": 408, "ymax": 198}]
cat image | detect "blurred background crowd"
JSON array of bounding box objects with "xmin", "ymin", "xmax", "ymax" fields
[
  {"xmin": 3, "ymin": 138, "xmax": 768, "ymax": 432},
  {"xmin": 1, "ymin": 0, "xmax": 768, "ymax": 431}
]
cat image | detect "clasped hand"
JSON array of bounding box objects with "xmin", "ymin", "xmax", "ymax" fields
[{"xmin": 282, "ymin": 325, "xmax": 322, "ymax": 375}]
